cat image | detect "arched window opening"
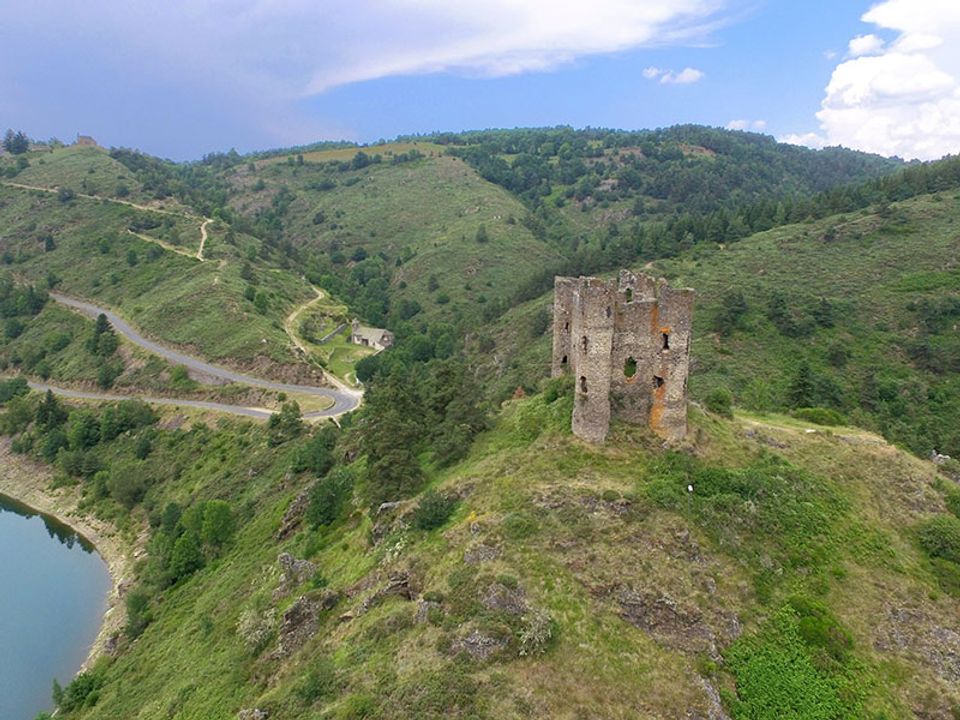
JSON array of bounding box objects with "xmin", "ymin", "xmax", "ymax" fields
[
  {"xmin": 605, "ymin": 306, "xmax": 612, "ymax": 318},
  {"xmin": 625, "ymin": 288, "xmax": 633, "ymax": 302},
  {"xmin": 581, "ymin": 336, "xmax": 588, "ymax": 352},
  {"xmin": 579, "ymin": 376, "xmax": 588, "ymax": 394},
  {"xmin": 662, "ymin": 332, "xmax": 670, "ymax": 350},
  {"xmin": 623, "ymin": 357, "xmax": 637, "ymax": 379},
  {"xmin": 561, "ymin": 355, "xmax": 568, "ymax": 366},
  {"xmin": 564, "ymin": 320, "xmax": 569, "ymax": 331},
  {"xmin": 653, "ymin": 375, "xmax": 665, "ymax": 389}
]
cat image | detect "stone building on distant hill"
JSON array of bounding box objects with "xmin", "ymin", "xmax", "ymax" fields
[
  {"xmin": 350, "ymin": 320, "xmax": 394, "ymax": 351},
  {"xmin": 74, "ymin": 134, "xmax": 98, "ymax": 147},
  {"xmin": 552, "ymin": 270, "xmax": 694, "ymax": 443}
]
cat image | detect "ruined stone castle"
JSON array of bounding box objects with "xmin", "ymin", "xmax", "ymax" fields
[{"xmin": 552, "ymin": 270, "xmax": 694, "ymax": 443}]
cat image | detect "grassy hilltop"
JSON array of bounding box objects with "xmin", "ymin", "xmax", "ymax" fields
[{"xmin": 474, "ymin": 189, "xmax": 960, "ymax": 460}]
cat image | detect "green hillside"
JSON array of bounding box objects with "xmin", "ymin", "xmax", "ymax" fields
[
  {"xmin": 656, "ymin": 191, "xmax": 960, "ymax": 458},
  {"xmin": 0, "ymin": 155, "xmax": 320, "ymax": 381},
  {"xmin": 1, "ymin": 128, "xmax": 960, "ymax": 720},
  {"xmin": 471, "ymin": 189, "xmax": 960, "ymax": 459},
  {"xmin": 228, "ymin": 153, "xmax": 562, "ymax": 327},
  {"xmin": 5, "ymin": 380, "xmax": 959, "ymax": 719}
]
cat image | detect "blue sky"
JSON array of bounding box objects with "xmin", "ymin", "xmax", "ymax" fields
[{"xmin": 2, "ymin": 1, "xmax": 958, "ymax": 160}]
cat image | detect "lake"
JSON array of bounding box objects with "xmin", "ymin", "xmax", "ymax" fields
[{"xmin": 0, "ymin": 493, "xmax": 111, "ymax": 720}]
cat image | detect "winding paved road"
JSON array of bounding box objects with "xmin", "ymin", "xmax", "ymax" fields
[{"xmin": 48, "ymin": 293, "xmax": 362, "ymax": 418}]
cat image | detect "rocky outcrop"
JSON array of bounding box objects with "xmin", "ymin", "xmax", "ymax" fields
[
  {"xmin": 480, "ymin": 581, "xmax": 528, "ymax": 616},
  {"xmin": 273, "ymin": 595, "xmax": 320, "ymax": 658},
  {"xmin": 615, "ymin": 587, "xmax": 739, "ymax": 659},
  {"xmin": 273, "ymin": 553, "xmax": 316, "ymax": 599},
  {"xmin": 451, "ymin": 629, "xmax": 509, "ymax": 661},
  {"xmin": 464, "ymin": 543, "xmax": 500, "ymax": 565},
  {"xmin": 237, "ymin": 710, "xmax": 269, "ymax": 720},
  {"xmin": 275, "ymin": 490, "xmax": 311, "ymax": 540}
]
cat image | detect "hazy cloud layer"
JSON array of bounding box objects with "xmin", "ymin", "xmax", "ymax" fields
[
  {"xmin": 0, "ymin": 1, "xmax": 729, "ymax": 155},
  {"xmin": 791, "ymin": 0, "xmax": 960, "ymax": 159}
]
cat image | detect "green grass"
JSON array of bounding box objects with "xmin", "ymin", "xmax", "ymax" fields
[
  {"xmin": 474, "ymin": 191, "xmax": 960, "ymax": 458},
  {"xmin": 11, "ymin": 146, "xmax": 153, "ymax": 203},
  {"xmin": 25, "ymin": 382, "xmax": 957, "ymax": 719},
  {"xmin": 231, "ymin": 155, "xmax": 563, "ymax": 325},
  {"xmin": 0, "ymin": 185, "xmax": 318, "ymax": 377}
]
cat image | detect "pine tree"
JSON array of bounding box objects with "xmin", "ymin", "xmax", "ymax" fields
[{"xmin": 788, "ymin": 362, "xmax": 816, "ymax": 408}]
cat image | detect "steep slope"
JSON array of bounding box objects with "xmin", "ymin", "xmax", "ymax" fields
[
  {"xmin": 473, "ymin": 190, "xmax": 960, "ymax": 459},
  {"xmin": 8, "ymin": 386, "xmax": 960, "ymax": 719},
  {"xmin": 0, "ymin": 169, "xmax": 320, "ymax": 383},
  {"xmin": 228, "ymin": 153, "xmax": 563, "ymax": 327}
]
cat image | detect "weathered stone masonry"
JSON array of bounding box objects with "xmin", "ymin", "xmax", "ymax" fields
[{"xmin": 552, "ymin": 270, "xmax": 694, "ymax": 443}]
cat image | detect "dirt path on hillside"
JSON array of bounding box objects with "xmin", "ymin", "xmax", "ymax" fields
[
  {"xmin": 282, "ymin": 287, "xmax": 359, "ymax": 394},
  {"xmin": 2, "ymin": 180, "xmax": 211, "ymax": 261},
  {"xmin": 284, "ymin": 286, "xmax": 325, "ymax": 357},
  {"xmin": 127, "ymin": 229, "xmax": 198, "ymax": 260},
  {"xmin": 197, "ymin": 219, "xmax": 210, "ymax": 260}
]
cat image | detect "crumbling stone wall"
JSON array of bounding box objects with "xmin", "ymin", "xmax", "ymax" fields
[{"xmin": 552, "ymin": 270, "xmax": 694, "ymax": 443}]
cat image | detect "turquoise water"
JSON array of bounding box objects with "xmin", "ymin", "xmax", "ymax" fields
[{"xmin": 0, "ymin": 494, "xmax": 111, "ymax": 720}]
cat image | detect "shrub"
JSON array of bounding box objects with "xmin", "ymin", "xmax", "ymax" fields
[
  {"xmin": 237, "ymin": 608, "xmax": 276, "ymax": 654},
  {"xmin": 169, "ymin": 531, "xmax": 205, "ymax": 580},
  {"xmin": 125, "ymin": 588, "xmax": 152, "ymax": 638},
  {"xmin": 944, "ymin": 487, "xmax": 960, "ymax": 519},
  {"xmin": 56, "ymin": 670, "xmax": 103, "ymax": 712},
  {"xmin": 704, "ymin": 386, "xmax": 734, "ymax": 418},
  {"xmin": 918, "ymin": 515, "xmax": 960, "ymax": 564},
  {"xmin": 726, "ymin": 606, "xmax": 862, "ymax": 719},
  {"xmin": 306, "ymin": 466, "xmax": 354, "ymax": 528},
  {"xmin": 200, "ymin": 500, "xmax": 235, "ymax": 548},
  {"xmin": 295, "ymin": 658, "xmax": 337, "ymax": 705},
  {"xmin": 107, "ymin": 460, "xmax": 148, "ymax": 509},
  {"xmin": 0, "ymin": 376, "xmax": 28, "ymax": 402},
  {"xmin": 518, "ymin": 608, "xmax": 554, "ymax": 656},
  {"xmin": 267, "ymin": 401, "xmax": 303, "ymax": 446},
  {"xmin": 793, "ymin": 407, "xmax": 845, "ymax": 426},
  {"xmin": 292, "ymin": 426, "xmax": 338, "ymax": 476},
  {"xmin": 412, "ymin": 490, "xmax": 457, "ymax": 531}
]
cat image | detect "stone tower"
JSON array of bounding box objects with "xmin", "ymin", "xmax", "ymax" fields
[{"xmin": 552, "ymin": 270, "xmax": 694, "ymax": 443}]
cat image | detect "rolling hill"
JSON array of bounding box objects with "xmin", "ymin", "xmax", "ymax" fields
[
  {"xmin": 3, "ymin": 127, "xmax": 960, "ymax": 720},
  {"xmin": 471, "ymin": 187, "xmax": 960, "ymax": 459}
]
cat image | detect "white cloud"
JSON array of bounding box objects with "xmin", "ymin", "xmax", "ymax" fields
[
  {"xmin": 778, "ymin": 132, "xmax": 827, "ymax": 149},
  {"xmin": 643, "ymin": 66, "xmax": 705, "ymax": 84},
  {"xmin": 0, "ymin": 0, "xmax": 734, "ymax": 154},
  {"xmin": 847, "ymin": 34, "xmax": 884, "ymax": 58},
  {"xmin": 803, "ymin": 0, "xmax": 960, "ymax": 159},
  {"xmin": 298, "ymin": 0, "xmax": 728, "ymax": 93},
  {"xmin": 726, "ymin": 119, "xmax": 767, "ymax": 131}
]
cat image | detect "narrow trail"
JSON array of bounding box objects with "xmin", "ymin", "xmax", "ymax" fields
[
  {"xmin": 197, "ymin": 219, "xmax": 210, "ymax": 260},
  {"xmin": 127, "ymin": 230, "xmax": 198, "ymax": 260},
  {"xmin": 48, "ymin": 292, "xmax": 362, "ymax": 418},
  {"xmin": 284, "ymin": 285, "xmax": 325, "ymax": 357},
  {"xmin": 1, "ymin": 180, "xmax": 211, "ymax": 261},
  {"xmin": 282, "ymin": 286, "xmax": 358, "ymax": 393}
]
